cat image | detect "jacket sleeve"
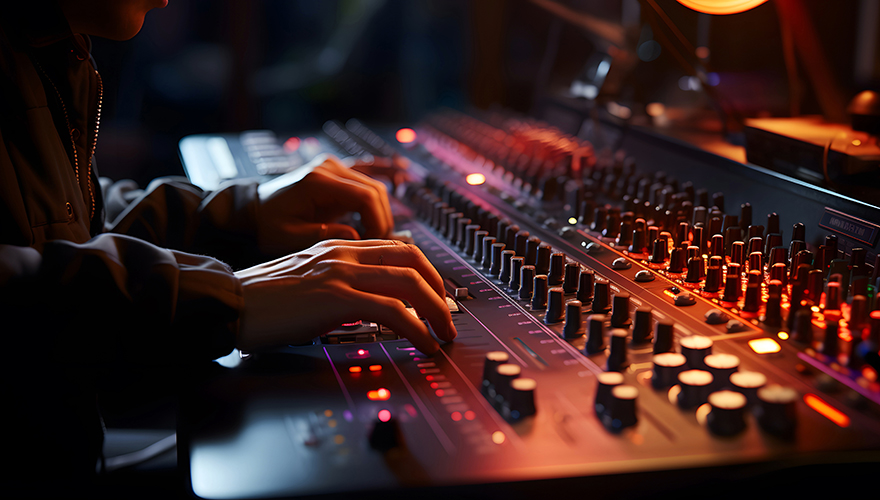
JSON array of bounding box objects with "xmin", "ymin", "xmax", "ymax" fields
[
  {"xmin": 104, "ymin": 177, "xmax": 262, "ymax": 270},
  {"xmin": 0, "ymin": 233, "xmax": 241, "ymax": 366}
]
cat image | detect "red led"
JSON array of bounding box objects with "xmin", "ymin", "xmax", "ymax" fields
[
  {"xmin": 464, "ymin": 411, "xmax": 476, "ymax": 421},
  {"xmin": 396, "ymin": 128, "xmax": 417, "ymax": 144},
  {"xmin": 425, "ymin": 375, "xmax": 434, "ymax": 381},
  {"xmin": 357, "ymin": 349, "xmax": 366, "ymax": 356},
  {"xmin": 348, "ymin": 366, "xmax": 362, "ymax": 373},
  {"xmin": 430, "ymin": 382, "xmax": 439, "ymax": 389},
  {"xmin": 377, "ymin": 409, "xmax": 392, "ymax": 422},
  {"xmin": 435, "ymin": 389, "xmax": 445, "ymax": 397},
  {"xmin": 282, "ymin": 137, "xmax": 301, "ymax": 153},
  {"xmin": 450, "ymin": 411, "xmax": 462, "ymax": 421},
  {"xmin": 369, "ymin": 365, "xmax": 382, "ymax": 372}
]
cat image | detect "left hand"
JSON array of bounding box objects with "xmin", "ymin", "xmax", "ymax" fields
[{"xmin": 257, "ymin": 154, "xmax": 395, "ymax": 256}]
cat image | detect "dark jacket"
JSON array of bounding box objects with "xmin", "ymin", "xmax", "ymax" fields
[{"xmin": 0, "ymin": 3, "xmax": 258, "ymax": 495}]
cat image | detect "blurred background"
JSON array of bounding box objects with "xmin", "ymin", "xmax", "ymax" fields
[{"xmin": 91, "ymin": 0, "xmax": 878, "ymax": 185}]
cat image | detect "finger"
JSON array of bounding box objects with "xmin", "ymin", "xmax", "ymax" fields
[
  {"xmin": 320, "ymin": 158, "xmax": 394, "ymax": 237},
  {"xmin": 306, "ymin": 169, "xmax": 391, "ymax": 237},
  {"xmin": 344, "ymin": 289, "xmax": 440, "ymax": 355},
  {"xmin": 348, "ymin": 244, "xmax": 446, "ymax": 299},
  {"xmin": 346, "ymin": 264, "xmax": 455, "ymax": 342}
]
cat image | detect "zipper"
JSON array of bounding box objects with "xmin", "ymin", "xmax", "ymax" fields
[{"xmin": 34, "ymin": 60, "xmax": 101, "ymax": 220}]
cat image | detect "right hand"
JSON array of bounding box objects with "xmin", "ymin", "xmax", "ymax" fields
[{"xmin": 234, "ymin": 239, "xmax": 456, "ymax": 355}]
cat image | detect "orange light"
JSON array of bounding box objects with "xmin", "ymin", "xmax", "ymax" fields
[
  {"xmin": 676, "ymin": 0, "xmax": 768, "ymax": 15},
  {"xmin": 367, "ymin": 388, "xmax": 391, "ymax": 401},
  {"xmin": 283, "ymin": 137, "xmax": 301, "ymax": 153},
  {"xmin": 804, "ymin": 393, "xmax": 850, "ymax": 427},
  {"xmin": 749, "ymin": 338, "xmax": 781, "ymax": 354},
  {"xmin": 396, "ymin": 128, "xmax": 417, "ymax": 144},
  {"xmin": 465, "ymin": 173, "xmax": 486, "ymax": 185},
  {"xmin": 778, "ymin": 331, "xmax": 789, "ymax": 340},
  {"xmin": 349, "ymin": 366, "xmax": 362, "ymax": 373},
  {"xmin": 369, "ymin": 364, "xmax": 382, "ymax": 372},
  {"xmin": 378, "ymin": 409, "xmax": 392, "ymax": 422},
  {"xmin": 646, "ymin": 102, "xmax": 666, "ymax": 117},
  {"xmin": 491, "ymin": 431, "xmax": 506, "ymax": 444},
  {"xmin": 852, "ymin": 139, "xmax": 862, "ymax": 146}
]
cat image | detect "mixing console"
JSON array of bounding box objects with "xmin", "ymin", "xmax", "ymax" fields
[{"xmin": 181, "ymin": 111, "xmax": 880, "ymax": 499}]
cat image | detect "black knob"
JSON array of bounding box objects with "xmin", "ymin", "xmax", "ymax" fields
[
  {"xmin": 603, "ymin": 385, "xmax": 639, "ymax": 432},
  {"xmin": 585, "ymin": 314, "xmax": 607, "ymax": 354},
  {"xmin": 496, "ymin": 220, "xmax": 510, "ymax": 245},
  {"xmin": 722, "ymin": 267, "xmax": 741, "ymax": 303},
  {"xmin": 763, "ymin": 292, "xmax": 783, "ymax": 327},
  {"xmin": 821, "ymin": 318, "xmax": 840, "ymax": 357},
  {"xmin": 525, "ymin": 236, "xmax": 540, "ymax": 266},
  {"xmin": 563, "ymin": 300, "xmax": 584, "ymax": 338},
  {"xmin": 769, "ymin": 262, "xmax": 787, "ymax": 286},
  {"xmin": 742, "ymin": 283, "xmax": 761, "ymax": 313},
  {"xmin": 446, "ymin": 212, "xmax": 462, "ymax": 240},
  {"xmin": 710, "ymin": 234, "xmax": 725, "ymax": 258},
  {"xmin": 482, "ymin": 351, "xmax": 510, "ymax": 396},
  {"xmin": 509, "ymin": 257, "xmax": 524, "ymax": 292},
  {"xmin": 456, "ymin": 218, "xmax": 472, "ymax": 248},
  {"xmin": 577, "ymin": 269, "xmax": 595, "ymax": 303},
  {"xmin": 535, "ymin": 245, "xmax": 552, "ymax": 275},
  {"xmin": 531, "ymin": 275, "xmax": 549, "ymax": 310},
  {"xmin": 493, "ymin": 363, "xmax": 522, "ymax": 406},
  {"xmin": 685, "ymin": 256, "xmax": 704, "ymax": 284},
  {"xmin": 825, "ymin": 281, "xmax": 842, "ymax": 311},
  {"xmin": 485, "ymin": 213, "xmax": 499, "ymax": 238},
  {"xmin": 632, "ymin": 307, "xmax": 653, "ymax": 345},
  {"xmin": 729, "ymin": 371, "xmax": 767, "ymax": 406},
  {"xmin": 668, "ymin": 247, "xmax": 687, "ymax": 274},
  {"xmin": 755, "ymin": 385, "xmax": 798, "ymax": 439},
  {"xmin": 607, "ymin": 329, "xmax": 630, "ymax": 371},
  {"xmin": 792, "ymin": 222, "xmax": 806, "ymax": 243},
  {"xmin": 472, "ymin": 230, "xmax": 488, "ymax": 261},
  {"xmin": 591, "ymin": 206, "xmax": 607, "ymax": 232},
  {"xmin": 629, "ymin": 225, "xmax": 648, "ymax": 254},
  {"xmin": 653, "ymin": 320, "xmax": 675, "ymax": 354},
  {"xmin": 490, "ymin": 242, "xmax": 506, "ymax": 276},
  {"xmin": 748, "ymin": 236, "xmax": 763, "ymax": 256},
  {"xmin": 545, "ymin": 288, "xmax": 565, "ymax": 324},
  {"xmin": 748, "ymin": 251, "xmax": 763, "ymax": 273},
  {"xmin": 610, "ymin": 293, "xmax": 632, "ymax": 328},
  {"xmin": 707, "ymin": 390, "xmax": 748, "ymax": 436},
  {"xmin": 650, "ymin": 238, "xmax": 669, "ymax": 265},
  {"xmin": 592, "ymin": 280, "xmax": 611, "ymax": 313},
  {"xmin": 519, "ymin": 265, "xmax": 535, "ymax": 300},
  {"xmin": 563, "ymin": 262, "xmax": 581, "ymax": 294},
  {"xmin": 504, "ymin": 224, "xmax": 520, "ymax": 250},
  {"xmin": 704, "ymin": 264, "xmax": 722, "ymax": 293},
  {"xmin": 652, "ymin": 352, "xmax": 687, "ymax": 389},
  {"xmin": 506, "ymin": 378, "xmax": 537, "ymax": 420},
  {"xmin": 548, "ymin": 253, "xmax": 566, "ymax": 286},
  {"xmin": 730, "ymin": 241, "xmax": 745, "ymax": 266},
  {"xmin": 792, "ymin": 308, "xmax": 813, "ymax": 344},
  {"xmin": 499, "ymin": 249, "xmax": 515, "ymax": 282},
  {"xmin": 704, "ymin": 353, "xmax": 740, "ymax": 390},
  {"xmin": 594, "ymin": 371, "xmax": 623, "ymax": 415},
  {"xmin": 369, "ymin": 412, "xmax": 402, "ymax": 451},
  {"xmin": 680, "ymin": 335, "xmax": 713, "ymax": 369},
  {"xmin": 677, "ymin": 369, "xmax": 714, "ymax": 408},
  {"xmin": 768, "ymin": 246, "xmax": 787, "ymax": 267},
  {"xmin": 481, "ymin": 236, "xmax": 496, "ymax": 270},
  {"xmin": 465, "ymin": 225, "xmax": 482, "ymax": 256},
  {"xmin": 850, "ymin": 295, "xmax": 868, "ymax": 329},
  {"xmin": 767, "ymin": 212, "xmax": 780, "ymax": 235},
  {"xmin": 514, "ymin": 230, "xmax": 530, "ymax": 257}
]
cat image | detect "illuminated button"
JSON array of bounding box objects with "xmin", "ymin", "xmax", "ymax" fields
[
  {"xmin": 396, "ymin": 128, "xmax": 417, "ymax": 144},
  {"xmin": 804, "ymin": 393, "xmax": 850, "ymax": 428},
  {"xmin": 378, "ymin": 409, "xmax": 392, "ymax": 422},
  {"xmin": 749, "ymin": 337, "xmax": 781, "ymax": 354},
  {"xmin": 491, "ymin": 431, "xmax": 506, "ymax": 444},
  {"xmin": 349, "ymin": 366, "xmax": 362, "ymax": 373},
  {"xmin": 367, "ymin": 388, "xmax": 391, "ymax": 401},
  {"xmin": 466, "ymin": 173, "xmax": 486, "ymax": 185},
  {"xmin": 369, "ymin": 364, "xmax": 382, "ymax": 372}
]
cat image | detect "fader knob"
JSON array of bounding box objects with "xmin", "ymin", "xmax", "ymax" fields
[
  {"xmin": 610, "ymin": 293, "xmax": 632, "ymax": 328},
  {"xmin": 514, "ymin": 230, "xmax": 530, "ymax": 257},
  {"xmin": 585, "ymin": 314, "xmax": 607, "ymax": 354},
  {"xmin": 531, "ymin": 275, "xmax": 548, "ymax": 310},
  {"xmin": 604, "ymin": 385, "xmax": 639, "ymax": 432},
  {"xmin": 677, "ymin": 370, "xmax": 714, "ymax": 408},
  {"xmin": 499, "ymin": 249, "xmax": 515, "ymax": 282},
  {"xmin": 592, "ymin": 281, "xmax": 612, "ymax": 313},
  {"xmin": 755, "ymin": 385, "xmax": 798, "ymax": 439},
  {"xmin": 548, "ymin": 253, "xmax": 566, "ymax": 286},
  {"xmin": 490, "ymin": 243, "xmax": 506, "ymax": 276},
  {"xmin": 653, "ymin": 321, "xmax": 675, "ymax": 354},
  {"xmin": 563, "ymin": 262, "xmax": 581, "ymax": 294},
  {"xmin": 506, "ymin": 378, "xmax": 537, "ymax": 420},
  {"xmin": 680, "ymin": 335, "xmax": 713, "ymax": 369},
  {"xmin": 652, "ymin": 352, "xmax": 686, "ymax": 389},
  {"xmin": 576, "ymin": 269, "xmax": 595, "ymax": 303},
  {"xmin": 607, "ymin": 329, "xmax": 630, "ymax": 372},
  {"xmin": 472, "ymin": 230, "xmax": 488, "ymax": 260},
  {"xmin": 509, "ymin": 257, "xmax": 524, "ymax": 292},
  {"xmin": 545, "ymin": 288, "xmax": 565, "ymax": 324},
  {"xmin": 632, "ymin": 308, "xmax": 653, "ymax": 345},
  {"xmin": 519, "ymin": 265, "xmax": 535, "ymax": 300},
  {"xmin": 594, "ymin": 371, "xmax": 624, "ymax": 415},
  {"xmin": 464, "ymin": 224, "xmax": 480, "ymax": 255},
  {"xmin": 563, "ymin": 301, "xmax": 585, "ymax": 338},
  {"xmin": 535, "ymin": 245, "xmax": 552, "ymax": 275},
  {"xmin": 481, "ymin": 237, "xmax": 496, "ymax": 270},
  {"xmin": 706, "ymin": 390, "xmax": 748, "ymax": 436}
]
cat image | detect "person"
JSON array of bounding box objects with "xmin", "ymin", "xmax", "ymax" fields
[{"xmin": 0, "ymin": 0, "xmax": 455, "ymax": 496}]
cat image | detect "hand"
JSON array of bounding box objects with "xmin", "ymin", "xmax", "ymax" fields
[
  {"xmin": 234, "ymin": 239, "xmax": 456, "ymax": 355},
  {"xmin": 257, "ymin": 154, "xmax": 395, "ymax": 256}
]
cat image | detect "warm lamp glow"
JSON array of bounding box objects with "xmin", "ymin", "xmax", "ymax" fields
[
  {"xmin": 466, "ymin": 173, "xmax": 486, "ymax": 185},
  {"xmin": 676, "ymin": 0, "xmax": 768, "ymax": 15}
]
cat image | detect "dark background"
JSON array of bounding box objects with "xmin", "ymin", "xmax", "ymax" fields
[{"xmin": 90, "ymin": 0, "xmax": 876, "ymax": 185}]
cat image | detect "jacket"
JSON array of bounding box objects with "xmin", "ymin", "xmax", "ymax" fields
[{"xmin": 0, "ymin": 2, "xmax": 258, "ymax": 494}]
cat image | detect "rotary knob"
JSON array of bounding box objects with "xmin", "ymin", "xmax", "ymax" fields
[
  {"xmin": 631, "ymin": 307, "xmax": 653, "ymax": 345},
  {"xmin": 704, "ymin": 353, "xmax": 740, "ymax": 391},
  {"xmin": 677, "ymin": 369, "xmax": 714, "ymax": 409},
  {"xmin": 585, "ymin": 314, "xmax": 607, "ymax": 354},
  {"xmin": 607, "ymin": 329, "xmax": 630, "ymax": 372},
  {"xmin": 754, "ymin": 385, "xmax": 798, "ymax": 439},
  {"xmin": 519, "ymin": 265, "xmax": 536, "ymax": 300},
  {"xmin": 603, "ymin": 385, "xmax": 639, "ymax": 433},
  {"xmin": 653, "ymin": 320, "xmax": 675, "ymax": 354},
  {"xmin": 544, "ymin": 288, "xmax": 565, "ymax": 324},
  {"xmin": 480, "ymin": 236, "xmax": 496, "ymax": 270},
  {"xmin": 706, "ymin": 390, "xmax": 748, "ymax": 436},
  {"xmin": 548, "ymin": 253, "xmax": 566, "ymax": 286},
  {"xmin": 652, "ymin": 352, "xmax": 687, "ymax": 389},
  {"xmin": 492, "ymin": 363, "xmax": 522, "ymax": 406},
  {"xmin": 680, "ymin": 335, "xmax": 713, "ymax": 369},
  {"xmin": 498, "ymin": 249, "xmax": 515, "ymax": 282},
  {"xmin": 577, "ymin": 269, "xmax": 595, "ymax": 303},
  {"xmin": 610, "ymin": 293, "xmax": 632, "ymax": 328},
  {"xmin": 563, "ymin": 262, "xmax": 581, "ymax": 294},
  {"xmin": 481, "ymin": 351, "xmax": 510, "ymax": 397},
  {"xmin": 531, "ymin": 275, "xmax": 548, "ymax": 310},
  {"xmin": 509, "ymin": 256, "xmax": 524, "ymax": 292},
  {"xmin": 506, "ymin": 378, "xmax": 537, "ymax": 421},
  {"xmin": 730, "ymin": 371, "xmax": 767, "ymax": 406},
  {"xmin": 594, "ymin": 371, "xmax": 624, "ymax": 416},
  {"xmin": 591, "ymin": 280, "xmax": 611, "ymax": 313},
  {"xmin": 563, "ymin": 300, "xmax": 585, "ymax": 338}
]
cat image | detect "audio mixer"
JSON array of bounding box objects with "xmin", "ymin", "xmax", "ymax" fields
[{"xmin": 180, "ymin": 111, "xmax": 880, "ymax": 499}]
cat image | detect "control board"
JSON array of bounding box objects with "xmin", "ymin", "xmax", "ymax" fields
[{"xmin": 180, "ymin": 112, "xmax": 880, "ymax": 499}]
